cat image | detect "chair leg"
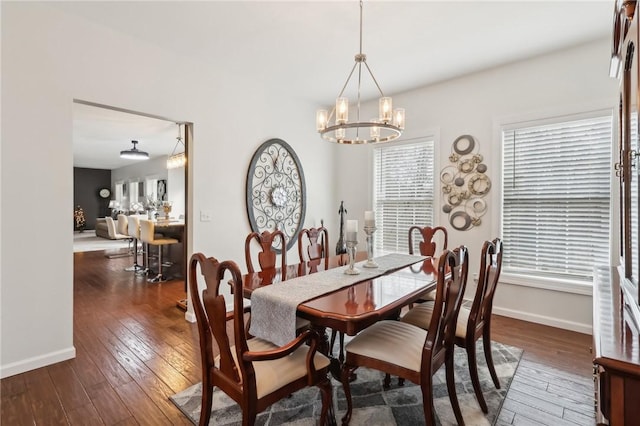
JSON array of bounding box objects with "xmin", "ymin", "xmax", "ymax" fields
[
  {"xmin": 242, "ymin": 409, "xmax": 257, "ymax": 426},
  {"xmin": 467, "ymin": 342, "xmax": 488, "ymax": 413},
  {"xmin": 383, "ymin": 373, "xmax": 391, "ymax": 390},
  {"xmin": 317, "ymin": 375, "xmax": 335, "ymax": 426},
  {"xmin": 483, "ymin": 332, "xmax": 501, "ymax": 389},
  {"xmin": 445, "ymin": 351, "xmax": 465, "ymax": 426},
  {"xmin": 420, "ymin": 374, "xmax": 436, "ymax": 426},
  {"xmin": 199, "ymin": 380, "xmax": 213, "ymax": 426},
  {"xmin": 340, "ymin": 365, "xmax": 357, "ymax": 426}
]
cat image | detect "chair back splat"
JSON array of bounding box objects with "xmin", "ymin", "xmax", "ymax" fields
[
  {"xmin": 189, "ymin": 253, "xmax": 334, "ymax": 426},
  {"xmin": 244, "ymin": 229, "xmax": 287, "ymax": 274},
  {"xmin": 297, "ymin": 226, "xmax": 329, "ymax": 273},
  {"xmin": 408, "ymin": 225, "xmax": 448, "ymax": 257}
]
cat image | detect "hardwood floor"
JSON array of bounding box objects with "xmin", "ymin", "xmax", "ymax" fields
[{"xmin": 1, "ymin": 249, "xmax": 595, "ymax": 425}]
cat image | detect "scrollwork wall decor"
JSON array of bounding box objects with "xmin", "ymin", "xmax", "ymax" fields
[
  {"xmin": 440, "ymin": 134, "xmax": 491, "ymax": 231},
  {"xmin": 246, "ymin": 138, "xmax": 306, "ymax": 251}
]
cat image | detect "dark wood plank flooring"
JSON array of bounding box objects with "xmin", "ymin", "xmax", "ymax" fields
[{"xmin": 1, "ymin": 249, "xmax": 595, "ymax": 425}]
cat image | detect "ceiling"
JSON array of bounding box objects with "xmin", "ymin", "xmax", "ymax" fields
[{"xmin": 67, "ymin": 1, "xmax": 612, "ymax": 170}]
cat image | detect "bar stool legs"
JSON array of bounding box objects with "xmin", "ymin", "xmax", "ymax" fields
[
  {"xmin": 124, "ymin": 237, "xmax": 144, "ymax": 272},
  {"xmin": 147, "ymin": 242, "xmax": 175, "ymax": 283}
]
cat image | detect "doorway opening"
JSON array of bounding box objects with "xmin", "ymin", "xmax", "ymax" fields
[{"xmin": 72, "ymin": 99, "xmax": 191, "ymax": 308}]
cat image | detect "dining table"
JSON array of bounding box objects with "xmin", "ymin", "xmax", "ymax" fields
[{"xmin": 241, "ymin": 252, "xmax": 440, "ymax": 365}]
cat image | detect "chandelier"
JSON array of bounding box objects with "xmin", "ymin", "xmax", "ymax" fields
[
  {"xmin": 120, "ymin": 140, "xmax": 149, "ymax": 160},
  {"xmin": 316, "ymin": 1, "xmax": 405, "ymax": 144},
  {"xmin": 167, "ymin": 123, "xmax": 186, "ymax": 169}
]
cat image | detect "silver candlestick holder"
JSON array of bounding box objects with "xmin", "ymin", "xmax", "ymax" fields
[
  {"xmin": 363, "ymin": 225, "xmax": 378, "ymax": 268},
  {"xmin": 344, "ymin": 240, "xmax": 360, "ymax": 275}
]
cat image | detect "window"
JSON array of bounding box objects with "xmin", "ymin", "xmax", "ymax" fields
[
  {"xmin": 501, "ymin": 113, "xmax": 612, "ymax": 282},
  {"xmin": 373, "ymin": 139, "xmax": 435, "ymax": 253}
]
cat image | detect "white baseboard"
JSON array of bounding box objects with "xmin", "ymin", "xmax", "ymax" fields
[
  {"xmin": 0, "ymin": 346, "xmax": 76, "ymax": 379},
  {"xmin": 492, "ymin": 306, "xmax": 592, "ymax": 335}
]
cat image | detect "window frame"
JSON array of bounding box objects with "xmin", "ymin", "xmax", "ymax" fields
[
  {"xmin": 372, "ymin": 137, "xmax": 437, "ymax": 254},
  {"xmin": 495, "ymin": 109, "xmax": 615, "ymax": 294}
]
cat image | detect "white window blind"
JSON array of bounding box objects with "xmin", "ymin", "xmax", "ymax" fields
[
  {"xmin": 502, "ymin": 114, "xmax": 612, "ymax": 282},
  {"xmin": 374, "ymin": 140, "xmax": 435, "ymax": 253}
]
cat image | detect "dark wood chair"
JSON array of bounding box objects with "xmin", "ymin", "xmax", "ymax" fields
[
  {"xmin": 298, "ymin": 226, "xmax": 330, "ymax": 273},
  {"xmin": 245, "ymin": 229, "xmax": 287, "ymax": 274},
  {"xmin": 340, "ymin": 247, "xmax": 469, "ymax": 426},
  {"xmin": 402, "ymin": 238, "xmax": 503, "ymax": 414},
  {"xmin": 188, "ymin": 253, "xmax": 334, "ymax": 426},
  {"xmin": 246, "ymin": 229, "xmax": 309, "ymax": 332},
  {"xmin": 408, "ymin": 225, "xmax": 448, "ymax": 305},
  {"xmin": 408, "ymin": 225, "xmax": 448, "ymax": 256},
  {"xmin": 298, "ymin": 226, "xmax": 345, "ymax": 359}
]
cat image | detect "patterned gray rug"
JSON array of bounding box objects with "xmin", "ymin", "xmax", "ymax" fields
[{"xmin": 170, "ymin": 339, "xmax": 522, "ymax": 425}]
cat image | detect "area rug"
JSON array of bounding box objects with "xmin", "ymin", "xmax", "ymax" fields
[
  {"xmin": 170, "ymin": 339, "xmax": 522, "ymax": 425},
  {"xmin": 73, "ymin": 230, "xmax": 131, "ymax": 253}
]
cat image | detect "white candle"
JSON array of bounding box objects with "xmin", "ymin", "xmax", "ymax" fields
[
  {"xmin": 346, "ymin": 219, "xmax": 358, "ymax": 242},
  {"xmin": 364, "ymin": 211, "xmax": 375, "ymax": 228}
]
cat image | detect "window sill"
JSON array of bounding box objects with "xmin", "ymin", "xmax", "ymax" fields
[{"xmin": 499, "ymin": 272, "xmax": 593, "ymax": 296}]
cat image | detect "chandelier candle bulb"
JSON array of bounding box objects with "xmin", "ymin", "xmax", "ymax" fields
[
  {"xmin": 336, "ymin": 97, "xmax": 349, "ymax": 124},
  {"xmin": 346, "ymin": 219, "xmax": 358, "ymax": 242},
  {"xmin": 379, "ymin": 97, "xmax": 392, "ymax": 123},
  {"xmin": 316, "ymin": 110, "xmax": 328, "ymax": 131},
  {"xmin": 364, "ymin": 211, "xmax": 375, "ymax": 228},
  {"xmin": 393, "ymin": 108, "xmax": 405, "ymax": 129},
  {"xmin": 370, "ymin": 120, "xmax": 380, "ymax": 139}
]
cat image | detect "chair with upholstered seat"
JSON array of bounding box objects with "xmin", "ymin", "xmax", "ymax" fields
[
  {"xmin": 245, "ymin": 229, "xmax": 310, "ymax": 333},
  {"xmin": 125, "ymin": 215, "xmax": 145, "ymax": 273},
  {"xmin": 189, "ymin": 253, "xmax": 334, "ymax": 426},
  {"xmin": 408, "ymin": 225, "xmax": 448, "ymax": 304},
  {"xmin": 104, "ymin": 216, "xmax": 130, "ymax": 241},
  {"xmin": 340, "ymin": 247, "xmax": 468, "ymax": 426},
  {"xmin": 298, "ymin": 226, "xmax": 329, "ymax": 273},
  {"xmin": 245, "ymin": 229, "xmax": 287, "ymax": 274},
  {"xmin": 401, "ymin": 238, "xmax": 503, "ymax": 414},
  {"xmin": 297, "ymin": 226, "xmax": 344, "ymax": 358},
  {"xmin": 116, "ymin": 214, "xmax": 134, "ymax": 252},
  {"xmin": 140, "ymin": 219, "xmax": 178, "ymax": 283},
  {"xmin": 408, "ymin": 225, "xmax": 448, "ymax": 257}
]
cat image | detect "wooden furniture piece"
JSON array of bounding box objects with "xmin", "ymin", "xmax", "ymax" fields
[
  {"xmin": 593, "ymin": 266, "xmax": 640, "ymax": 425},
  {"xmin": 298, "ymin": 226, "xmax": 330, "ymax": 273},
  {"xmin": 408, "ymin": 225, "xmax": 447, "ymax": 305},
  {"xmin": 241, "ymin": 253, "xmax": 436, "ymax": 338},
  {"xmin": 594, "ymin": 2, "xmax": 640, "ymax": 424},
  {"xmin": 246, "ymin": 228, "xmax": 310, "ymax": 332},
  {"xmin": 408, "ymin": 225, "xmax": 448, "ymax": 257},
  {"xmin": 298, "ymin": 226, "xmax": 346, "ymax": 358},
  {"xmin": 339, "ymin": 248, "xmax": 468, "ymax": 426},
  {"xmin": 139, "ymin": 219, "xmax": 179, "ymax": 283},
  {"xmin": 188, "ymin": 253, "xmax": 334, "ymax": 426},
  {"xmin": 245, "ymin": 229, "xmax": 287, "ymax": 274},
  {"xmin": 402, "ymin": 238, "xmax": 503, "ymax": 414}
]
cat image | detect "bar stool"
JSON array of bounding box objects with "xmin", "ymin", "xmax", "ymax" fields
[
  {"xmin": 117, "ymin": 214, "xmax": 133, "ymax": 253},
  {"xmin": 126, "ymin": 215, "xmax": 145, "ymax": 273},
  {"xmin": 140, "ymin": 219, "xmax": 179, "ymax": 283}
]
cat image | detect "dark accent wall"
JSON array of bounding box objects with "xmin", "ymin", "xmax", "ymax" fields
[{"xmin": 73, "ymin": 167, "xmax": 111, "ymax": 230}]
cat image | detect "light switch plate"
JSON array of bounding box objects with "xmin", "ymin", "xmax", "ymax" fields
[{"xmin": 200, "ymin": 210, "xmax": 212, "ymax": 222}]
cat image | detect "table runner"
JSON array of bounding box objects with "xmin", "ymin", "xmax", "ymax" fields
[{"xmin": 248, "ymin": 253, "xmax": 426, "ymax": 346}]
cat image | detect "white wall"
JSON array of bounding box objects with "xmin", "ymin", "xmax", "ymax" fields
[
  {"xmin": 0, "ymin": 3, "xmax": 337, "ymax": 378},
  {"xmin": 336, "ymin": 38, "xmax": 618, "ymax": 334}
]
